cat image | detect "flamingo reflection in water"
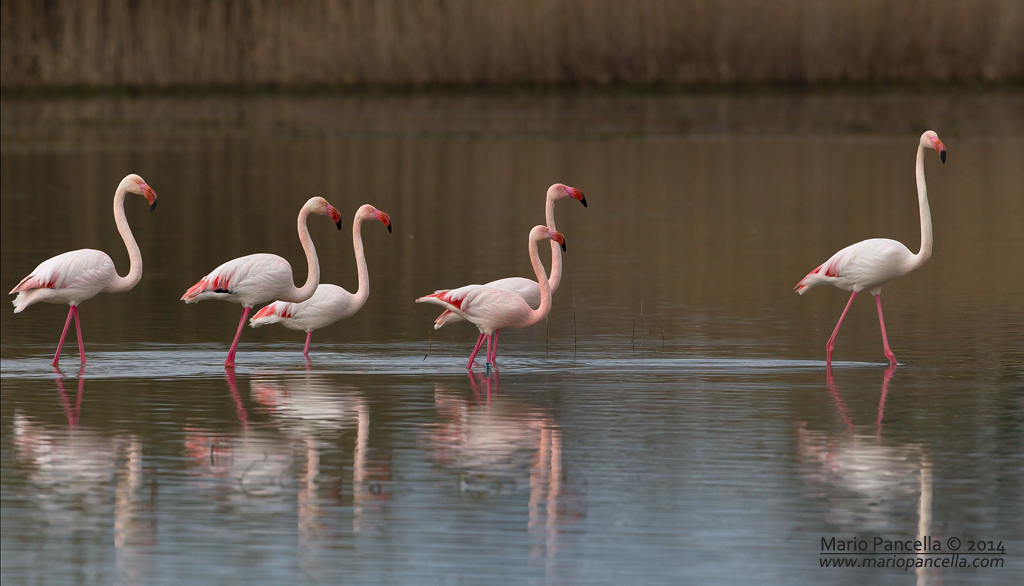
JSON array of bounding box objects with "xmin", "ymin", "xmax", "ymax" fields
[
  {"xmin": 249, "ymin": 372, "xmax": 388, "ymax": 541},
  {"xmin": 797, "ymin": 365, "xmax": 937, "ymax": 585},
  {"xmin": 11, "ymin": 368, "xmax": 153, "ymax": 582},
  {"xmin": 181, "ymin": 370, "xmax": 293, "ymax": 501},
  {"xmin": 428, "ymin": 371, "xmax": 585, "ymax": 570}
]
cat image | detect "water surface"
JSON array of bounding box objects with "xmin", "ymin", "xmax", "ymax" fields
[{"xmin": 2, "ymin": 91, "xmax": 1022, "ymax": 584}]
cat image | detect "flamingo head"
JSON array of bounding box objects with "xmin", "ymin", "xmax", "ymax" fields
[
  {"xmin": 360, "ymin": 204, "xmax": 392, "ymax": 233},
  {"xmin": 532, "ymin": 225, "xmax": 566, "ymax": 251},
  {"xmin": 307, "ymin": 197, "xmax": 343, "ymax": 229},
  {"xmin": 922, "ymin": 131, "xmax": 946, "ymax": 164},
  {"xmin": 124, "ymin": 174, "xmax": 158, "ymax": 212},
  {"xmin": 550, "ymin": 183, "xmax": 587, "ymax": 207}
]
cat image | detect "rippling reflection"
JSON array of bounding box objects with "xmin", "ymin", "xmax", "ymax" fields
[
  {"xmin": 428, "ymin": 371, "xmax": 585, "ymax": 572},
  {"xmin": 797, "ymin": 366, "xmax": 938, "ymax": 584},
  {"xmin": 250, "ymin": 371, "xmax": 388, "ymax": 536},
  {"xmin": 11, "ymin": 370, "xmax": 155, "ymax": 584}
]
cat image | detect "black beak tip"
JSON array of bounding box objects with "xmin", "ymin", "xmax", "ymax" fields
[
  {"xmin": 580, "ymin": 195, "xmax": 588, "ymax": 208},
  {"xmin": 387, "ymin": 224, "xmax": 392, "ymax": 233},
  {"xmin": 336, "ymin": 220, "xmax": 343, "ymax": 230},
  {"xmin": 149, "ymin": 201, "xmax": 157, "ymax": 213},
  {"xmin": 560, "ymin": 241, "xmax": 567, "ymax": 252},
  {"xmin": 940, "ymin": 150, "xmax": 946, "ymax": 164}
]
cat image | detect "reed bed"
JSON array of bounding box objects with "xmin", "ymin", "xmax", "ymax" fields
[{"xmin": 2, "ymin": 0, "xmax": 1021, "ymax": 88}]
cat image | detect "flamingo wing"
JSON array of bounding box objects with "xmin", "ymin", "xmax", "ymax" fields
[{"xmin": 182, "ymin": 254, "xmax": 293, "ymax": 306}]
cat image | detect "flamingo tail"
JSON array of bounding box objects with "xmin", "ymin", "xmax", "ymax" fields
[
  {"xmin": 415, "ymin": 292, "xmax": 463, "ymax": 315},
  {"xmin": 433, "ymin": 309, "xmax": 462, "ymax": 330},
  {"xmin": 249, "ymin": 303, "xmax": 287, "ymax": 328},
  {"xmin": 181, "ymin": 278, "xmax": 235, "ymax": 303},
  {"xmin": 795, "ymin": 264, "xmax": 830, "ymax": 295},
  {"xmin": 11, "ymin": 290, "xmax": 47, "ymax": 313},
  {"xmin": 181, "ymin": 279, "xmax": 210, "ymax": 303}
]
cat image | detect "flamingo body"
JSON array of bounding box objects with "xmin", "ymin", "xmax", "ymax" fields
[
  {"xmin": 251, "ymin": 283, "xmax": 361, "ymax": 332},
  {"xmin": 9, "ymin": 174, "xmax": 158, "ymax": 366},
  {"xmin": 796, "ymin": 238, "xmax": 916, "ymax": 296},
  {"xmin": 182, "ymin": 253, "xmax": 301, "ymax": 307},
  {"xmin": 423, "ymin": 284, "xmax": 537, "ymax": 337},
  {"xmin": 11, "ymin": 249, "xmax": 118, "ymax": 311},
  {"xmin": 433, "ymin": 277, "xmax": 539, "ymax": 329}
]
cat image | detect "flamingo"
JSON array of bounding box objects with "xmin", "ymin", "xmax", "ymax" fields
[
  {"xmin": 431, "ymin": 183, "xmax": 585, "ymax": 363},
  {"xmin": 9, "ymin": 174, "xmax": 158, "ymax": 366},
  {"xmin": 417, "ymin": 225, "xmax": 565, "ymax": 369},
  {"xmin": 795, "ymin": 130, "xmax": 946, "ymax": 365},
  {"xmin": 249, "ymin": 204, "xmax": 392, "ymax": 356},
  {"xmin": 181, "ymin": 196, "xmax": 343, "ymax": 368}
]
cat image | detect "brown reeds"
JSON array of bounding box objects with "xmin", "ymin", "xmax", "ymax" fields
[{"xmin": 2, "ymin": 0, "xmax": 1021, "ymax": 89}]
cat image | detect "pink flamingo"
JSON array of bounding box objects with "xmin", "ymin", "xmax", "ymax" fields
[
  {"xmin": 417, "ymin": 226, "xmax": 565, "ymax": 369},
  {"xmin": 249, "ymin": 204, "xmax": 392, "ymax": 356},
  {"xmin": 181, "ymin": 196, "xmax": 343, "ymax": 368},
  {"xmin": 431, "ymin": 184, "xmax": 585, "ymax": 363},
  {"xmin": 9, "ymin": 174, "xmax": 158, "ymax": 366},
  {"xmin": 796, "ymin": 131, "xmax": 946, "ymax": 365}
]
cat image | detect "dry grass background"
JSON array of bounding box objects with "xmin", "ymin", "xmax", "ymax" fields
[{"xmin": 2, "ymin": 0, "xmax": 1022, "ymax": 88}]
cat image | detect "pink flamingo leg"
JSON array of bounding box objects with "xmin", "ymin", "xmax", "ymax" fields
[
  {"xmin": 490, "ymin": 329, "xmax": 500, "ymax": 365},
  {"xmin": 303, "ymin": 331, "xmax": 313, "ymax": 356},
  {"xmin": 225, "ymin": 306, "xmax": 252, "ymax": 368},
  {"xmin": 51, "ymin": 306, "xmax": 76, "ymax": 366},
  {"xmin": 485, "ymin": 334, "xmax": 494, "ymax": 367},
  {"xmin": 466, "ymin": 334, "xmax": 486, "ymax": 369},
  {"xmin": 72, "ymin": 306, "xmax": 86, "ymax": 364},
  {"xmin": 873, "ymin": 294, "xmax": 897, "ymax": 364},
  {"xmin": 826, "ymin": 291, "xmax": 858, "ymax": 365}
]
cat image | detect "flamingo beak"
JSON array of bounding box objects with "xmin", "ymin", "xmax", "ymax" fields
[
  {"xmin": 140, "ymin": 182, "xmax": 158, "ymax": 212},
  {"xmin": 566, "ymin": 186, "xmax": 587, "ymax": 207},
  {"xmin": 328, "ymin": 205, "xmax": 343, "ymax": 230},
  {"xmin": 375, "ymin": 210, "xmax": 392, "ymax": 233},
  {"xmin": 932, "ymin": 137, "xmax": 946, "ymax": 164},
  {"xmin": 550, "ymin": 230, "xmax": 566, "ymax": 252}
]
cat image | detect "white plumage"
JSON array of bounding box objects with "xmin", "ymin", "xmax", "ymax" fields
[
  {"xmin": 12, "ymin": 249, "xmax": 117, "ymax": 312},
  {"xmin": 795, "ymin": 130, "xmax": 946, "ymax": 365},
  {"xmin": 432, "ymin": 184, "xmax": 584, "ymax": 331},
  {"xmin": 418, "ymin": 226, "xmax": 565, "ymax": 369},
  {"xmin": 9, "ymin": 174, "xmax": 158, "ymax": 366},
  {"xmin": 181, "ymin": 196, "xmax": 343, "ymax": 368},
  {"xmin": 248, "ymin": 204, "xmax": 392, "ymax": 357}
]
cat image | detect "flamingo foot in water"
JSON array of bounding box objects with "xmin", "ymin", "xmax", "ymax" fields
[{"xmin": 874, "ymin": 294, "xmax": 898, "ymax": 365}]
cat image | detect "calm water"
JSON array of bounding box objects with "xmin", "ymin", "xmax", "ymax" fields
[{"xmin": 1, "ymin": 92, "xmax": 1022, "ymax": 585}]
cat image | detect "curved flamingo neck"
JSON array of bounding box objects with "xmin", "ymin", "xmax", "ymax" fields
[
  {"xmin": 545, "ymin": 194, "xmax": 563, "ymax": 292},
  {"xmin": 912, "ymin": 143, "xmax": 933, "ymax": 269},
  {"xmin": 103, "ymin": 184, "xmax": 143, "ymax": 293},
  {"xmin": 281, "ymin": 205, "xmax": 320, "ymax": 303},
  {"xmin": 525, "ymin": 234, "xmax": 553, "ymax": 328},
  {"xmin": 350, "ymin": 215, "xmax": 371, "ymax": 310}
]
